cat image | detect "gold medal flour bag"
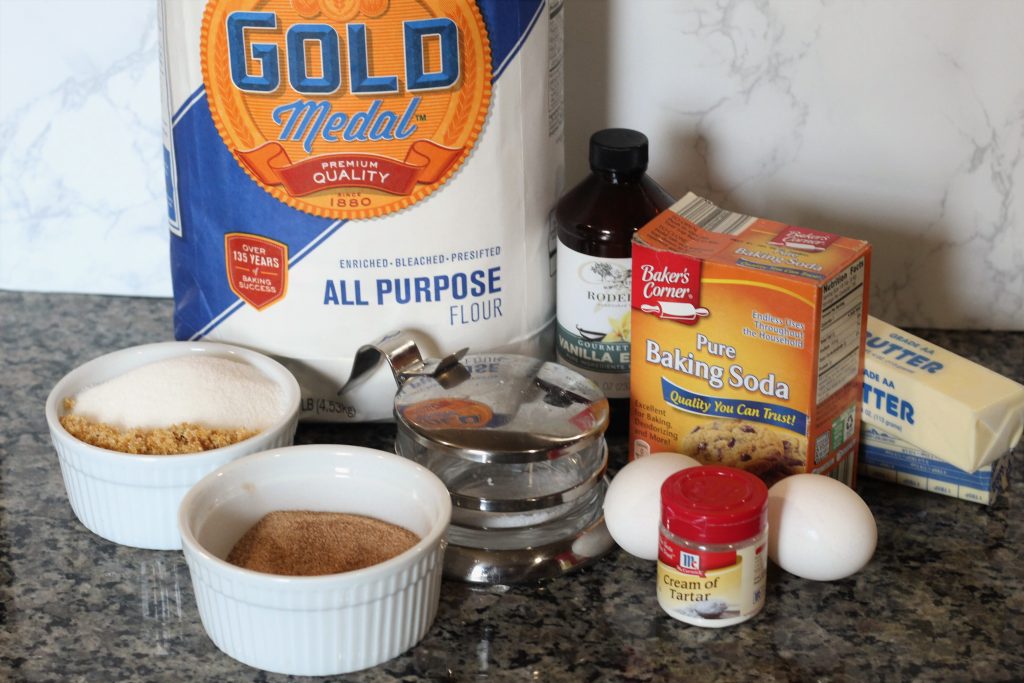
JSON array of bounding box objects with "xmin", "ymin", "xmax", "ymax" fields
[{"xmin": 159, "ymin": 0, "xmax": 563, "ymax": 420}]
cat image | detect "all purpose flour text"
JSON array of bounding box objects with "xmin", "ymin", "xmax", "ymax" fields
[{"xmin": 322, "ymin": 267, "xmax": 503, "ymax": 326}]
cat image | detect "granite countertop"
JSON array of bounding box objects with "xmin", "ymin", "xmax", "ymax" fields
[{"xmin": 2, "ymin": 290, "xmax": 1022, "ymax": 682}]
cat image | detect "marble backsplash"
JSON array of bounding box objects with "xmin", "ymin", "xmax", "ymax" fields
[
  {"xmin": 0, "ymin": 0, "xmax": 168, "ymax": 296},
  {"xmin": 1, "ymin": 0, "xmax": 1021, "ymax": 329}
]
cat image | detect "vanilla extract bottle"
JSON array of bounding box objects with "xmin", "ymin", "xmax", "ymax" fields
[{"xmin": 555, "ymin": 129, "xmax": 675, "ymax": 444}]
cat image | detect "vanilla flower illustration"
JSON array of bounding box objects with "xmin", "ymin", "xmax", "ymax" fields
[{"xmin": 602, "ymin": 311, "xmax": 631, "ymax": 342}]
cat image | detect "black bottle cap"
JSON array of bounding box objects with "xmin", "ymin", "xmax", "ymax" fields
[{"xmin": 589, "ymin": 128, "xmax": 649, "ymax": 174}]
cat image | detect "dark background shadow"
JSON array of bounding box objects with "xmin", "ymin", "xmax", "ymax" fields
[{"xmin": 564, "ymin": 0, "xmax": 612, "ymax": 187}]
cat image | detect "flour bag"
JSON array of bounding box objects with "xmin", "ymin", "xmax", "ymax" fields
[{"xmin": 159, "ymin": 0, "xmax": 564, "ymax": 420}]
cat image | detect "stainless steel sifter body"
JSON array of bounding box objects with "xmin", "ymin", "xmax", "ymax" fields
[{"xmin": 343, "ymin": 332, "xmax": 614, "ymax": 583}]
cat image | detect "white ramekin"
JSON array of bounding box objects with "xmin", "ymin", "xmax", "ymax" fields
[
  {"xmin": 178, "ymin": 445, "xmax": 452, "ymax": 677},
  {"xmin": 45, "ymin": 341, "xmax": 301, "ymax": 550}
]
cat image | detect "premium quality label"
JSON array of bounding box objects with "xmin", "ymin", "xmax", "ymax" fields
[{"xmin": 201, "ymin": 0, "xmax": 491, "ymax": 219}]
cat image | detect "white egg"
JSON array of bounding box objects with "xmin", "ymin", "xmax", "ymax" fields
[
  {"xmin": 767, "ymin": 474, "xmax": 877, "ymax": 581},
  {"xmin": 603, "ymin": 452, "xmax": 700, "ymax": 560}
]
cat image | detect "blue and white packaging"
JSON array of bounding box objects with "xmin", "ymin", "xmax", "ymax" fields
[
  {"xmin": 158, "ymin": 0, "xmax": 564, "ymax": 422},
  {"xmin": 859, "ymin": 424, "xmax": 1010, "ymax": 505}
]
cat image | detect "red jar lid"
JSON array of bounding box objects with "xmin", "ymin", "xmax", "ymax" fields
[{"xmin": 661, "ymin": 466, "xmax": 768, "ymax": 544}]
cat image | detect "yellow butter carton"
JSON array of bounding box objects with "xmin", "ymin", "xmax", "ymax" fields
[
  {"xmin": 862, "ymin": 316, "xmax": 1024, "ymax": 473},
  {"xmin": 630, "ymin": 194, "xmax": 871, "ymax": 486}
]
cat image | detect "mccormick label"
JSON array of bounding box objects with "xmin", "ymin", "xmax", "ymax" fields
[
  {"xmin": 630, "ymin": 193, "xmax": 872, "ymax": 487},
  {"xmin": 161, "ymin": 0, "xmax": 563, "ymax": 422},
  {"xmin": 657, "ymin": 531, "xmax": 766, "ymax": 626}
]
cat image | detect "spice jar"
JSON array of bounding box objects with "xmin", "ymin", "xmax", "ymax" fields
[{"xmin": 657, "ymin": 466, "xmax": 768, "ymax": 627}]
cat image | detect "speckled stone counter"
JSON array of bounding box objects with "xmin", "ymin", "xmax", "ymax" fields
[{"xmin": 2, "ymin": 290, "xmax": 1022, "ymax": 682}]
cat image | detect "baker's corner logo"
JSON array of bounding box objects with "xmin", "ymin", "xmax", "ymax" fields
[
  {"xmin": 633, "ymin": 259, "xmax": 709, "ymax": 324},
  {"xmin": 768, "ymin": 226, "xmax": 838, "ymax": 253},
  {"xmin": 201, "ymin": 0, "xmax": 492, "ymax": 220}
]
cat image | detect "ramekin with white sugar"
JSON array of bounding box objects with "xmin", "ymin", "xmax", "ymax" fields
[{"xmin": 45, "ymin": 341, "xmax": 300, "ymax": 550}]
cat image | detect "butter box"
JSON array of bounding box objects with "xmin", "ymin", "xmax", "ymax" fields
[
  {"xmin": 859, "ymin": 424, "xmax": 1010, "ymax": 505},
  {"xmin": 862, "ymin": 316, "xmax": 1024, "ymax": 473},
  {"xmin": 630, "ymin": 193, "xmax": 871, "ymax": 487}
]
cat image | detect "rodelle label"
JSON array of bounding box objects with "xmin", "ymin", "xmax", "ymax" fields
[
  {"xmin": 555, "ymin": 241, "xmax": 631, "ymax": 398},
  {"xmin": 201, "ymin": 0, "xmax": 491, "ymax": 219}
]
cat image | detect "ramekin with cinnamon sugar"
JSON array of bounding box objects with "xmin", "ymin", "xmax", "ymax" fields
[{"xmin": 178, "ymin": 445, "xmax": 452, "ymax": 676}]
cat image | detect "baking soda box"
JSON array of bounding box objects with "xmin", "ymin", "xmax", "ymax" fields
[{"xmin": 630, "ymin": 194, "xmax": 871, "ymax": 487}]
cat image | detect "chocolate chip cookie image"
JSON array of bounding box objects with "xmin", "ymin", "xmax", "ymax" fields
[{"xmin": 680, "ymin": 419, "xmax": 805, "ymax": 486}]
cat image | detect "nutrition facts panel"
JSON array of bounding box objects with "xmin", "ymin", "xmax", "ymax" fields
[{"xmin": 816, "ymin": 258, "xmax": 866, "ymax": 403}]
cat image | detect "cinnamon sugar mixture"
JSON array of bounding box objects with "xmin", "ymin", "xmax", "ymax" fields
[{"xmin": 226, "ymin": 510, "xmax": 421, "ymax": 576}]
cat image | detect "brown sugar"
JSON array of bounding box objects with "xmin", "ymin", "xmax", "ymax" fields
[
  {"xmin": 59, "ymin": 414, "xmax": 257, "ymax": 455},
  {"xmin": 60, "ymin": 398, "xmax": 257, "ymax": 455},
  {"xmin": 226, "ymin": 510, "xmax": 421, "ymax": 576}
]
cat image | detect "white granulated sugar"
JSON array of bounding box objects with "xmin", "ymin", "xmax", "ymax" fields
[{"xmin": 73, "ymin": 355, "xmax": 285, "ymax": 431}]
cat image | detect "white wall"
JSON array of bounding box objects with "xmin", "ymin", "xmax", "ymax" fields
[
  {"xmin": 564, "ymin": 0, "xmax": 1024, "ymax": 330},
  {"xmin": 0, "ymin": 0, "xmax": 168, "ymax": 296},
  {"xmin": 1, "ymin": 0, "xmax": 1022, "ymax": 329}
]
